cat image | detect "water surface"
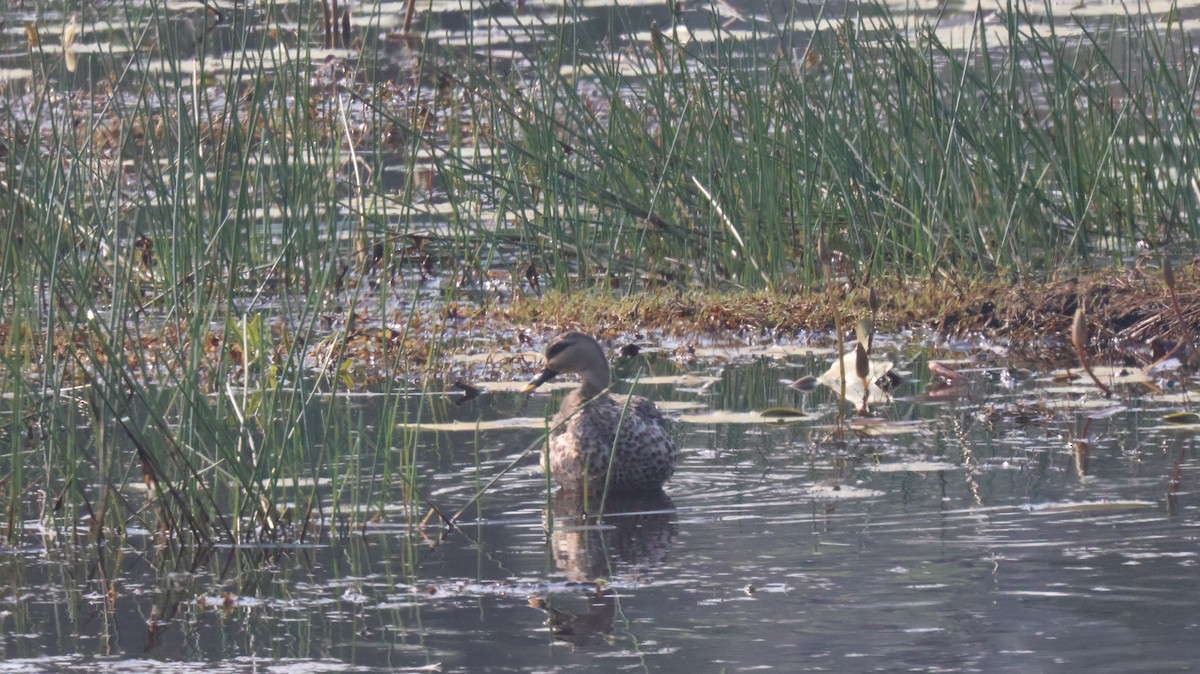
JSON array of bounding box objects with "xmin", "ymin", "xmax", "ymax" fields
[{"xmin": 4, "ymin": 343, "xmax": 1200, "ymax": 672}]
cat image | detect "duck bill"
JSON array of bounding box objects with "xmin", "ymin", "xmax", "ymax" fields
[{"xmin": 522, "ymin": 368, "xmax": 559, "ymax": 393}]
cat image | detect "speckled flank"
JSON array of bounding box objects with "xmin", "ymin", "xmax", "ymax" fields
[
  {"xmin": 527, "ymin": 332, "xmax": 678, "ymax": 494},
  {"xmin": 549, "ymin": 390, "xmax": 677, "ymax": 493}
]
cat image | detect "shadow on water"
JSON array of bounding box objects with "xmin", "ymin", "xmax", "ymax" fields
[{"xmin": 532, "ymin": 490, "xmax": 677, "ymax": 647}]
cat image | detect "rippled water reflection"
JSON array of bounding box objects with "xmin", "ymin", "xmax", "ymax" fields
[{"xmin": 4, "ymin": 342, "xmax": 1200, "ymax": 672}]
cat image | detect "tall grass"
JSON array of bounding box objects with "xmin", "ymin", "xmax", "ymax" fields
[
  {"xmin": 444, "ymin": 0, "xmax": 1199, "ymax": 290},
  {"xmin": 0, "ymin": 0, "xmax": 443, "ymax": 547},
  {"xmin": 0, "ymin": 0, "xmax": 1195, "ymax": 546}
]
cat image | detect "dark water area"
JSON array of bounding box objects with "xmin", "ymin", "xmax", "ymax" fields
[{"xmin": 4, "ymin": 342, "xmax": 1200, "ymax": 672}]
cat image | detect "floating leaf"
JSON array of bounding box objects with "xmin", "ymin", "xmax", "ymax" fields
[
  {"xmin": 415, "ymin": 418, "xmax": 550, "ymax": 432},
  {"xmin": 864, "ymin": 461, "xmax": 959, "ymax": 473},
  {"xmin": 802, "ymin": 484, "xmax": 885, "ymax": 499},
  {"xmin": 1162, "ymin": 411, "xmax": 1200, "ymax": 424},
  {"xmin": 787, "ymin": 375, "xmax": 819, "ymax": 391},
  {"xmin": 678, "ymin": 410, "xmax": 804, "ymax": 425},
  {"xmin": 839, "ymin": 419, "xmax": 927, "ymax": 436},
  {"xmin": 691, "ymin": 343, "xmax": 836, "ymax": 359},
  {"xmin": 1021, "ymin": 500, "xmax": 1156, "ymax": 514},
  {"xmin": 758, "ymin": 407, "xmax": 804, "ymax": 418},
  {"xmin": 635, "ymin": 374, "xmax": 721, "ymax": 388}
]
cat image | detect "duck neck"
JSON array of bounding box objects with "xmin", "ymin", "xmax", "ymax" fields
[{"xmin": 578, "ymin": 362, "xmax": 612, "ymax": 400}]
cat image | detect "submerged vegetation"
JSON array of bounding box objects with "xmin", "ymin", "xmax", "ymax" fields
[{"xmin": 0, "ymin": 0, "xmax": 1197, "ymax": 546}]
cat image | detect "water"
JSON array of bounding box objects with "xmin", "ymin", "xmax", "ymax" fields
[
  {"xmin": 3, "ymin": 342, "xmax": 1200, "ymax": 672},
  {"xmin": 4, "ymin": 0, "xmax": 1200, "ymax": 670}
]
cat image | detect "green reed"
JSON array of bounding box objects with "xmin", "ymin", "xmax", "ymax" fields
[
  {"xmin": 1, "ymin": 0, "xmax": 1196, "ymax": 547},
  {"xmin": 432, "ymin": 0, "xmax": 1199, "ymax": 291},
  {"xmin": 0, "ymin": 0, "xmax": 443, "ymax": 546}
]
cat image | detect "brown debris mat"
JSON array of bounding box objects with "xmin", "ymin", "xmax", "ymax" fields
[
  {"xmin": 3, "ymin": 266, "xmax": 1195, "ymax": 386},
  {"xmin": 508, "ymin": 267, "xmax": 1194, "ymax": 349}
]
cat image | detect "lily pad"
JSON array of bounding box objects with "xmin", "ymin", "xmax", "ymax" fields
[
  {"xmin": 1044, "ymin": 365, "xmax": 1150, "ymax": 387},
  {"xmin": 677, "ymin": 410, "xmax": 806, "ymax": 425},
  {"xmin": 865, "ymin": 461, "xmax": 960, "ymax": 473},
  {"xmin": 413, "ymin": 418, "xmax": 550, "ymax": 431},
  {"xmin": 758, "ymin": 407, "xmax": 805, "ymax": 419},
  {"xmin": 1020, "ymin": 500, "xmax": 1157, "ymax": 514},
  {"xmin": 634, "ymin": 374, "xmax": 722, "ymax": 387},
  {"xmin": 786, "ymin": 375, "xmax": 820, "ymax": 391},
  {"xmin": 1162, "ymin": 411, "xmax": 1200, "ymax": 424},
  {"xmin": 691, "ymin": 343, "xmax": 837, "ymax": 360}
]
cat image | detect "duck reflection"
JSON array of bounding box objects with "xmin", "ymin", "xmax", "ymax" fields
[{"xmin": 531, "ymin": 490, "xmax": 677, "ymax": 647}]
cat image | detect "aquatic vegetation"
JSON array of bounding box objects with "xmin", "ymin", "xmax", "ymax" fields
[
  {"xmin": 5, "ymin": 3, "xmax": 1200, "ymax": 671},
  {"xmin": 0, "ymin": 0, "xmax": 1197, "ymax": 555}
]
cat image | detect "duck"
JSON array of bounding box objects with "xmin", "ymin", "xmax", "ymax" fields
[{"xmin": 523, "ymin": 332, "xmax": 677, "ymax": 494}]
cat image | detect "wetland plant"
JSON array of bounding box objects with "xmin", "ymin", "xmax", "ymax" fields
[{"xmin": 0, "ymin": 0, "xmax": 1195, "ymax": 547}]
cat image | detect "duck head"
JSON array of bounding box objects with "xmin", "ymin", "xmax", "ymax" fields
[{"xmin": 523, "ymin": 332, "xmax": 612, "ymax": 395}]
